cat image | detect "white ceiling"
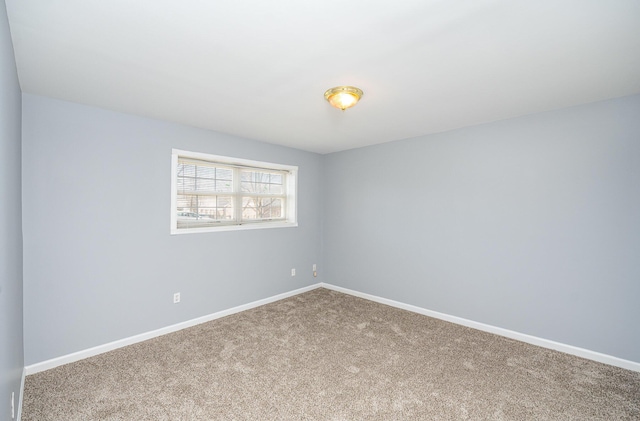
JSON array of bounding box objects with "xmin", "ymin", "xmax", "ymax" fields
[{"xmin": 6, "ymin": 1, "xmax": 640, "ymax": 154}]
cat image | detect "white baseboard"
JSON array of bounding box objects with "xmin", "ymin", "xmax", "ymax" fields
[
  {"xmin": 17, "ymin": 366, "xmax": 25, "ymax": 421},
  {"xmin": 25, "ymin": 283, "xmax": 323, "ymax": 375},
  {"xmin": 25, "ymin": 281, "xmax": 640, "ymax": 376},
  {"xmin": 320, "ymin": 282, "xmax": 640, "ymax": 373}
]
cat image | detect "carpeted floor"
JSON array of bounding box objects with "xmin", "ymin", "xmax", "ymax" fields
[{"xmin": 23, "ymin": 288, "xmax": 640, "ymax": 420}]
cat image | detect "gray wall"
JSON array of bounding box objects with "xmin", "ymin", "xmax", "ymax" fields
[
  {"xmin": 0, "ymin": 0, "xmax": 24, "ymax": 414},
  {"xmin": 324, "ymin": 94, "xmax": 640, "ymax": 363},
  {"xmin": 20, "ymin": 90, "xmax": 640, "ymax": 366},
  {"xmin": 22, "ymin": 94, "xmax": 323, "ymax": 365}
]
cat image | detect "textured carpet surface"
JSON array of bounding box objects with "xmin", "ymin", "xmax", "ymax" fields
[{"xmin": 23, "ymin": 288, "xmax": 640, "ymax": 420}]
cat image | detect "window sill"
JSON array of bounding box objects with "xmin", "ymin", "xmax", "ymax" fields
[{"xmin": 170, "ymin": 221, "xmax": 298, "ymax": 235}]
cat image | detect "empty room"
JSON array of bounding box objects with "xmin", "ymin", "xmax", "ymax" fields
[{"xmin": 1, "ymin": 0, "xmax": 639, "ymax": 420}]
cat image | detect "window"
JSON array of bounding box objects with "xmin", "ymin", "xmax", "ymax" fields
[{"xmin": 171, "ymin": 149, "xmax": 297, "ymax": 234}]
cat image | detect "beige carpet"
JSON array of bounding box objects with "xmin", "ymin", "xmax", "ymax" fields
[{"xmin": 23, "ymin": 288, "xmax": 640, "ymax": 420}]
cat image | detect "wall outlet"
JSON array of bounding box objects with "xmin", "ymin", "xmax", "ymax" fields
[
  {"xmin": 313, "ymin": 264, "xmax": 317, "ymax": 271},
  {"xmin": 291, "ymin": 268, "xmax": 296, "ymax": 276},
  {"xmin": 173, "ymin": 292, "xmax": 180, "ymax": 304},
  {"xmin": 11, "ymin": 391, "xmax": 15, "ymax": 419}
]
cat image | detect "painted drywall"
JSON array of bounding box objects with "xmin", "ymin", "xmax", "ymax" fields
[
  {"xmin": 0, "ymin": 0, "xmax": 24, "ymax": 415},
  {"xmin": 323, "ymin": 94, "xmax": 640, "ymax": 363},
  {"xmin": 19, "ymin": 89, "xmax": 640, "ymax": 367},
  {"xmin": 22, "ymin": 94, "xmax": 323, "ymax": 365}
]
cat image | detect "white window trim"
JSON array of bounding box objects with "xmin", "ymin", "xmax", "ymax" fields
[{"xmin": 170, "ymin": 149, "xmax": 298, "ymax": 234}]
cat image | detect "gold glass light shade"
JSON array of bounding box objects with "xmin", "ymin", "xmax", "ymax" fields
[{"xmin": 324, "ymin": 86, "xmax": 363, "ymax": 111}]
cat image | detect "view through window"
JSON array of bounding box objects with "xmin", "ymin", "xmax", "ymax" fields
[{"xmin": 171, "ymin": 150, "xmax": 297, "ymax": 233}]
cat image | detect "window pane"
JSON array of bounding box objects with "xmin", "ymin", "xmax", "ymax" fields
[
  {"xmin": 271, "ymin": 199, "xmax": 283, "ymax": 218},
  {"xmin": 217, "ymin": 197, "xmax": 232, "ymax": 208},
  {"xmin": 215, "ymin": 179, "xmax": 233, "ymax": 193},
  {"xmin": 177, "ymin": 162, "xmax": 234, "ymax": 194},
  {"xmin": 215, "ymin": 196, "xmax": 234, "ymax": 220},
  {"xmin": 196, "ymin": 196, "xmax": 217, "ymax": 208},
  {"xmin": 240, "ymin": 196, "xmax": 285, "ymax": 220},
  {"xmin": 196, "ymin": 178, "xmax": 216, "ymax": 191},
  {"xmin": 178, "ymin": 163, "xmax": 196, "ymax": 178},
  {"xmin": 240, "ymin": 171, "xmax": 254, "ymax": 182},
  {"xmin": 241, "ymin": 182, "xmax": 269, "ymax": 193},
  {"xmin": 241, "ymin": 197, "xmax": 256, "ymax": 219},
  {"xmin": 177, "ymin": 194, "xmax": 234, "ymax": 222},
  {"xmin": 242, "ymin": 197, "xmax": 269, "ymax": 220},
  {"xmin": 240, "ymin": 170, "xmax": 285, "ymax": 194},
  {"xmin": 197, "ymin": 166, "xmax": 215, "ymax": 178},
  {"xmin": 177, "ymin": 176, "xmax": 195, "ymax": 192},
  {"xmin": 216, "ymin": 168, "xmax": 232, "ymax": 180}
]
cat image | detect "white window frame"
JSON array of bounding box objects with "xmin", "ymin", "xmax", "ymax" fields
[{"xmin": 170, "ymin": 149, "xmax": 298, "ymax": 234}]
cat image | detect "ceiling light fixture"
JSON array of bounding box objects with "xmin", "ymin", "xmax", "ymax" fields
[{"xmin": 324, "ymin": 86, "xmax": 364, "ymax": 111}]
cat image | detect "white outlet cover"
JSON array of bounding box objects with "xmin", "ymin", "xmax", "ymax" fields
[{"xmin": 291, "ymin": 268, "xmax": 296, "ymax": 276}]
